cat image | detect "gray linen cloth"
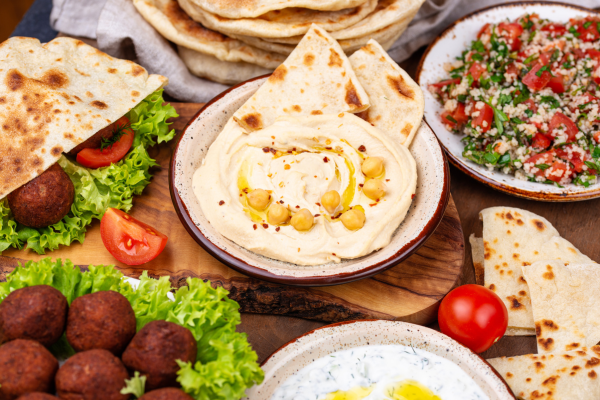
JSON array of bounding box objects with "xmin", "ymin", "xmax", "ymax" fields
[{"xmin": 51, "ymin": 0, "xmax": 600, "ymax": 102}]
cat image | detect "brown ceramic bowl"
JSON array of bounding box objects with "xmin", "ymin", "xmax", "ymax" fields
[
  {"xmin": 417, "ymin": 2, "xmax": 600, "ymax": 201},
  {"xmin": 244, "ymin": 320, "xmax": 516, "ymax": 399},
  {"xmin": 169, "ymin": 75, "xmax": 450, "ymax": 286}
]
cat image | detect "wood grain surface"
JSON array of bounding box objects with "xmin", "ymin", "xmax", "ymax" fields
[{"xmin": 0, "ymin": 102, "xmax": 465, "ymax": 333}]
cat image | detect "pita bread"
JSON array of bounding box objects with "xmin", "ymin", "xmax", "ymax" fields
[
  {"xmin": 233, "ymin": 25, "xmax": 369, "ymax": 132},
  {"xmin": 188, "ymin": 0, "xmax": 369, "ymax": 19},
  {"xmin": 349, "ymin": 40, "xmax": 423, "ymax": 146},
  {"xmin": 262, "ymin": 0, "xmax": 424, "ymax": 44},
  {"xmin": 480, "ymin": 207, "xmax": 589, "ymax": 331},
  {"xmin": 470, "ymin": 234, "xmax": 536, "ymax": 336},
  {"xmin": 178, "ymin": 45, "xmax": 272, "ymax": 85},
  {"xmin": 488, "ymin": 346, "xmax": 600, "ymax": 400},
  {"xmin": 470, "ymin": 234, "xmax": 485, "ymax": 286},
  {"xmin": 523, "ymin": 261, "xmax": 600, "ymax": 354},
  {"xmin": 0, "ymin": 37, "xmax": 166, "ymax": 200},
  {"xmin": 232, "ymin": 19, "xmax": 407, "ymax": 56},
  {"xmin": 178, "ymin": 0, "xmax": 378, "ymax": 39},
  {"xmin": 133, "ymin": 0, "xmax": 285, "ymax": 69}
]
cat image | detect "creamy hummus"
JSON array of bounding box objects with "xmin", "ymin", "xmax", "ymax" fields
[{"xmin": 193, "ymin": 113, "xmax": 417, "ymax": 265}]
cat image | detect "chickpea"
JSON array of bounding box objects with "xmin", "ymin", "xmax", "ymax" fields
[
  {"xmin": 340, "ymin": 208, "xmax": 366, "ymax": 230},
  {"xmin": 268, "ymin": 203, "xmax": 289, "ymax": 225},
  {"xmin": 362, "ymin": 179, "xmax": 386, "ymax": 200},
  {"xmin": 361, "ymin": 157, "xmax": 384, "ymax": 178},
  {"xmin": 247, "ymin": 189, "xmax": 270, "ymax": 210},
  {"xmin": 321, "ymin": 190, "xmax": 341, "ymax": 214},
  {"xmin": 290, "ymin": 209, "xmax": 314, "ymax": 231}
]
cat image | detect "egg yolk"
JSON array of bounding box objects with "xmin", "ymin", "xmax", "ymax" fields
[{"xmin": 325, "ymin": 380, "xmax": 441, "ymax": 400}]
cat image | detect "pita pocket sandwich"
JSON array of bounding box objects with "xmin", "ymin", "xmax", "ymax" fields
[{"xmin": 0, "ymin": 37, "xmax": 177, "ymax": 254}]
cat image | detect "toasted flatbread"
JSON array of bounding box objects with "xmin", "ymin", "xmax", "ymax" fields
[
  {"xmin": 480, "ymin": 207, "xmax": 590, "ymax": 331},
  {"xmin": 178, "ymin": 45, "xmax": 272, "ymax": 85},
  {"xmin": 349, "ymin": 40, "xmax": 424, "ymax": 146},
  {"xmin": 133, "ymin": 0, "xmax": 285, "ymax": 69},
  {"xmin": 187, "ymin": 0, "xmax": 369, "ymax": 19},
  {"xmin": 488, "ymin": 346, "xmax": 600, "ymax": 400},
  {"xmin": 178, "ymin": 0, "xmax": 377, "ymax": 39},
  {"xmin": 0, "ymin": 37, "xmax": 166, "ymax": 200},
  {"xmin": 524, "ymin": 260, "xmax": 600, "ymax": 354},
  {"xmin": 233, "ymin": 24, "xmax": 369, "ymax": 132}
]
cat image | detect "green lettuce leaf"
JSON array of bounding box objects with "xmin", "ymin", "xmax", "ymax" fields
[
  {"xmin": 0, "ymin": 259, "xmax": 264, "ymax": 400},
  {"xmin": 0, "ymin": 90, "xmax": 177, "ymax": 255}
]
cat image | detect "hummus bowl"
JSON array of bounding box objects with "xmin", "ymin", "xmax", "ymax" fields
[
  {"xmin": 170, "ymin": 75, "xmax": 449, "ymax": 286},
  {"xmin": 244, "ymin": 320, "xmax": 515, "ymax": 400}
]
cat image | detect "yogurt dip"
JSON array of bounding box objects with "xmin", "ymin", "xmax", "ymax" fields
[{"xmin": 270, "ymin": 344, "xmax": 489, "ymax": 400}]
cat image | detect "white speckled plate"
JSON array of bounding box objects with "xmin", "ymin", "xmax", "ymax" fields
[
  {"xmin": 244, "ymin": 320, "xmax": 515, "ymax": 399},
  {"xmin": 417, "ymin": 2, "xmax": 600, "ymax": 201},
  {"xmin": 170, "ymin": 75, "xmax": 449, "ymax": 286}
]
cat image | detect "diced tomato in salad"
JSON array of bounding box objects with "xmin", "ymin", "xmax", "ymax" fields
[
  {"xmin": 522, "ymin": 63, "xmax": 553, "ymax": 91},
  {"xmin": 472, "ymin": 103, "xmax": 494, "ymax": 133},
  {"xmin": 468, "ymin": 62, "xmax": 486, "ymax": 84},
  {"xmin": 541, "ymin": 23, "xmax": 567, "ymax": 37},
  {"xmin": 430, "ymin": 14, "xmax": 600, "ymax": 186},
  {"xmin": 548, "ymin": 112, "xmax": 579, "ymax": 142}
]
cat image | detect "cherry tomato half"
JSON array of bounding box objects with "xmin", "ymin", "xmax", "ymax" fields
[
  {"xmin": 438, "ymin": 284, "xmax": 508, "ymax": 354},
  {"xmin": 100, "ymin": 208, "xmax": 168, "ymax": 265},
  {"xmin": 76, "ymin": 117, "xmax": 134, "ymax": 169}
]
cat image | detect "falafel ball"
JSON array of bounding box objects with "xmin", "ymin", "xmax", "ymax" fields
[
  {"xmin": 55, "ymin": 349, "xmax": 130, "ymax": 400},
  {"xmin": 7, "ymin": 163, "xmax": 74, "ymax": 229},
  {"xmin": 66, "ymin": 291, "xmax": 136, "ymax": 356},
  {"xmin": 17, "ymin": 393, "xmax": 60, "ymax": 400},
  {"xmin": 0, "ymin": 285, "xmax": 68, "ymax": 346},
  {"xmin": 138, "ymin": 389, "xmax": 193, "ymax": 400},
  {"xmin": 122, "ymin": 321, "xmax": 197, "ymax": 390},
  {"xmin": 0, "ymin": 339, "xmax": 59, "ymax": 400}
]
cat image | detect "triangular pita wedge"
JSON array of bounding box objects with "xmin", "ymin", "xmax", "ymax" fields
[
  {"xmin": 178, "ymin": 46, "xmax": 272, "ymax": 85},
  {"xmin": 178, "ymin": 0, "xmax": 377, "ymax": 39},
  {"xmin": 0, "ymin": 37, "xmax": 166, "ymax": 200},
  {"xmin": 188, "ymin": 0, "xmax": 369, "ymax": 19},
  {"xmin": 133, "ymin": 0, "xmax": 285, "ymax": 69},
  {"xmin": 524, "ymin": 260, "xmax": 600, "ymax": 354},
  {"xmin": 488, "ymin": 346, "xmax": 600, "ymax": 400},
  {"xmin": 349, "ymin": 40, "xmax": 423, "ymax": 146},
  {"xmin": 233, "ymin": 24, "xmax": 369, "ymax": 132},
  {"xmin": 470, "ymin": 234, "xmax": 535, "ymax": 336},
  {"xmin": 480, "ymin": 207, "xmax": 589, "ymax": 331}
]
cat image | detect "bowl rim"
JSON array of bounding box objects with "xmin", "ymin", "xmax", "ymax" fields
[
  {"xmin": 415, "ymin": 1, "xmax": 600, "ymax": 202},
  {"xmin": 169, "ymin": 74, "xmax": 451, "ymax": 286},
  {"xmin": 256, "ymin": 319, "xmax": 516, "ymax": 399}
]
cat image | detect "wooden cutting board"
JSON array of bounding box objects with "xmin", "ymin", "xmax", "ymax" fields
[{"xmin": 0, "ymin": 103, "xmax": 465, "ymax": 325}]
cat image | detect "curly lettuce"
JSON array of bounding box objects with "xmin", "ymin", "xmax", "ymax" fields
[
  {"xmin": 0, "ymin": 259, "xmax": 264, "ymax": 399},
  {"xmin": 0, "ymin": 90, "xmax": 178, "ymax": 254}
]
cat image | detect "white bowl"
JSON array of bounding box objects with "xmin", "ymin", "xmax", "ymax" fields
[
  {"xmin": 417, "ymin": 2, "xmax": 600, "ymax": 201},
  {"xmin": 244, "ymin": 320, "xmax": 515, "ymax": 400},
  {"xmin": 170, "ymin": 76, "xmax": 450, "ymax": 286}
]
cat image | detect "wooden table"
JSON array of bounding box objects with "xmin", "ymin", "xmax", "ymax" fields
[{"xmin": 235, "ymin": 46, "xmax": 600, "ymax": 364}]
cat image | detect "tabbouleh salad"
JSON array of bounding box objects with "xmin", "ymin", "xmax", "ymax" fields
[{"xmin": 429, "ymin": 13, "xmax": 600, "ymax": 187}]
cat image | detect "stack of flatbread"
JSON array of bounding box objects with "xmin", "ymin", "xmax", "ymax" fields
[
  {"xmin": 131, "ymin": 0, "xmax": 425, "ymax": 84},
  {"xmin": 470, "ymin": 207, "xmax": 600, "ymax": 398}
]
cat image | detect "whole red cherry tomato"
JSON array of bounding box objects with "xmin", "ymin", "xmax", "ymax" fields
[{"xmin": 438, "ymin": 284, "xmax": 508, "ymax": 353}]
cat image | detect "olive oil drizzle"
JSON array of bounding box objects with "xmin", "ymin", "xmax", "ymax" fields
[{"xmin": 236, "ymin": 142, "xmax": 381, "ymax": 224}]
